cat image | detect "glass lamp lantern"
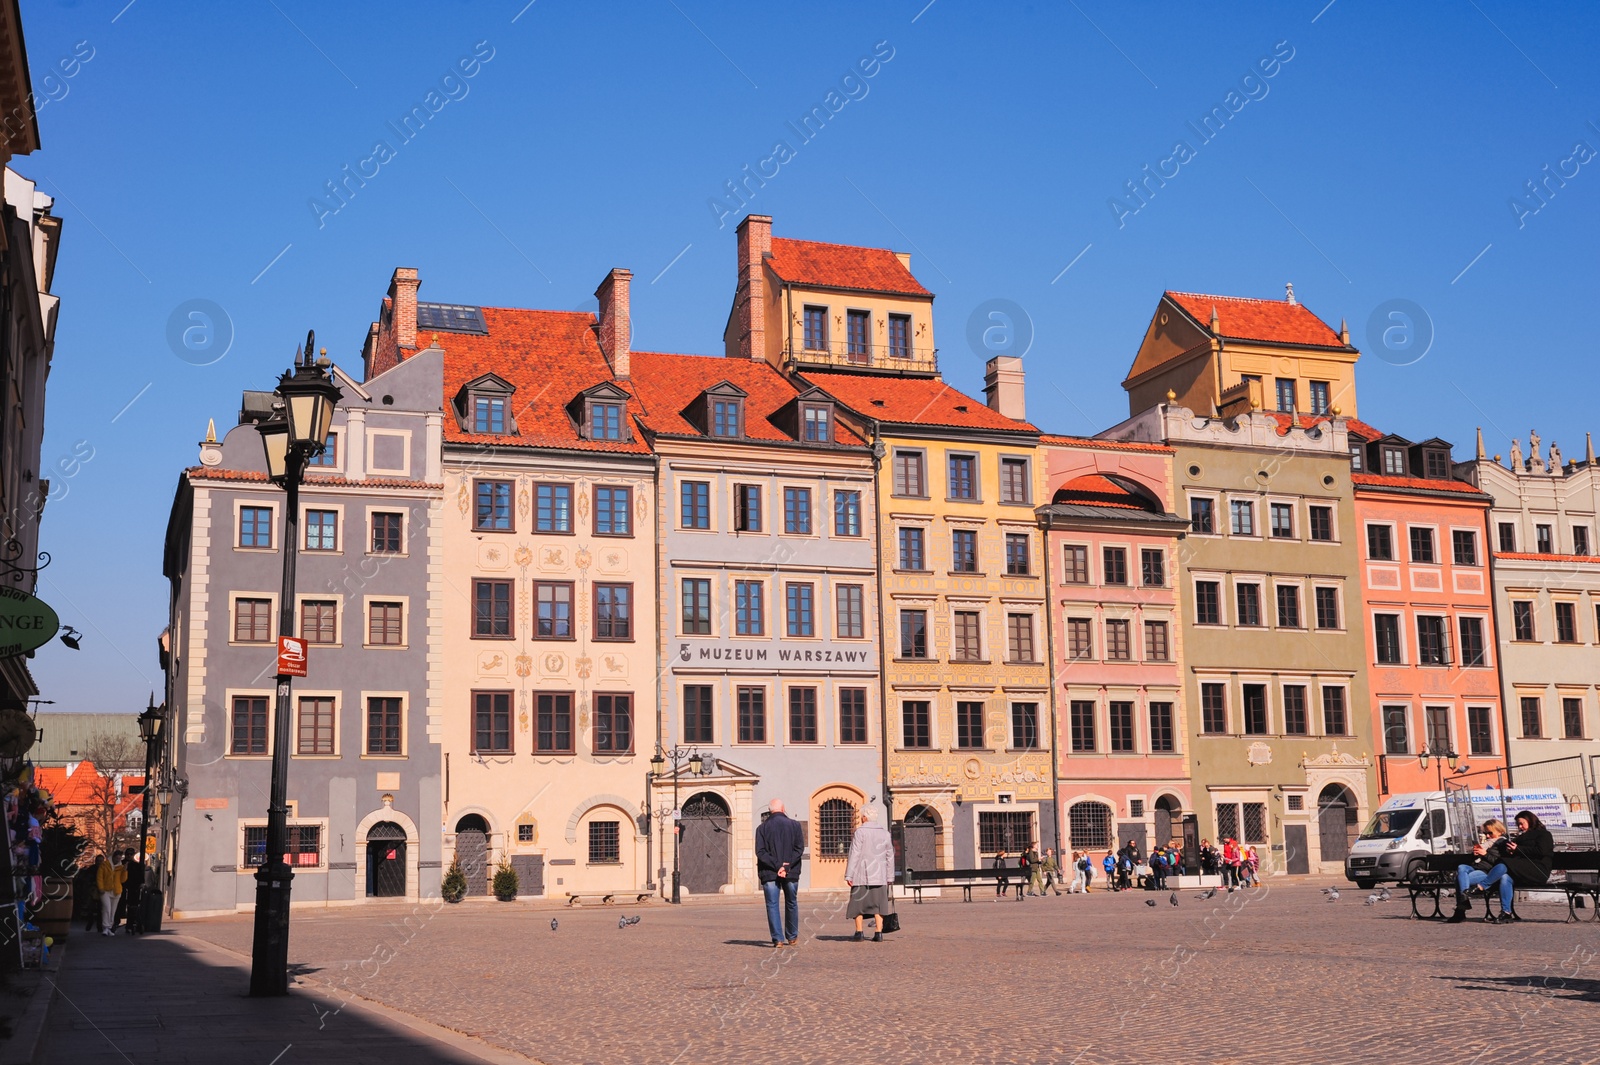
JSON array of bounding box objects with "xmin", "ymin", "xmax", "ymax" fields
[{"xmin": 257, "ymin": 416, "xmax": 290, "ymax": 484}]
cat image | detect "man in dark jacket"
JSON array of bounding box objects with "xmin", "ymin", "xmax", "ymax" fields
[{"xmin": 755, "ymin": 799, "xmax": 805, "ymax": 947}]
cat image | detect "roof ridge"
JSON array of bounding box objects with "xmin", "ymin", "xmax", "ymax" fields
[{"xmin": 772, "ymin": 235, "xmax": 904, "ymax": 256}]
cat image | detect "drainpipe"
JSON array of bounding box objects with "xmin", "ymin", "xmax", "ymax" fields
[
  {"xmin": 652, "ymin": 449, "xmax": 667, "ymax": 896},
  {"xmin": 1482, "ymin": 499, "xmax": 1514, "ymax": 789},
  {"xmin": 1040, "ymin": 508, "xmax": 1064, "ymax": 861}
]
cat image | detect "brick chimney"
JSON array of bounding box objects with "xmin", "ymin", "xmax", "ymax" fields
[
  {"xmin": 984, "ymin": 355, "xmax": 1026, "ymax": 421},
  {"xmin": 733, "ymin": 214, "xmax": 771, "ymax": 360},
  {"xmin": 365, "ymin": 267, "xmax": 420, "ymax": 380},
  {"xmin": 594, "ymin": 268, "xmax": 632, "ymax": 378}
]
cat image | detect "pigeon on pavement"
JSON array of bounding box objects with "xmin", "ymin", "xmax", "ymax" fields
[
  {"xmin": 1145, "ymin": 898, "xmax": 1158, "ymax": 907},
  {"xmin": 1365, "ymin": 894, "xmax": 1381, "ymax": 906},
  {"xmin": 1169, "ymin": 892, "xmax": 1179, "ymax": 907},
  {"xmin": 550, "ymin": 918, "xmax": 559, "ymax": 932},
  {"xmin": 1323, "ymin": 887, "xmax": 1340, "ymax": 902},
  {"xmin": 1196, "ymin": 888, "xmax": 1217, "ymax": 900},
  {"xmin": 619, "ymin": 916, "xmax": 628, "ymax": 929},
  {"xmin": 1378, "ymin": 887, "xmax": 1392, "ymax": 902}
]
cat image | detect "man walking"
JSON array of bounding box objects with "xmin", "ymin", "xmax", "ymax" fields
[
  {"xmin": 95, "ymin": 851, "xmax": 124, "ymax": 938},
  {"xmin": 755, "ymin": 799, "xmax": 805, "ymax": 948}
]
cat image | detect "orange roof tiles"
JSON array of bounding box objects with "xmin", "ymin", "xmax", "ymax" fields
[
  {"xmin": 629, "ymin": 351, "xmax": 866, "ymax": 446},
  {"xmin": 1167, "ymin": 291, "xmax": 1347, "ymax": 349},
  {"xmin": 766, "ymin": 238, "xmax": 932, "ymax": 297},
  {"xmin": 35, "ymin": 762, "xmax": 143, "ymax": 806},
  {"xmin": 1052, "ymin": 474, "xmax": 1148, "ymax": 509},
  {"xmin": 1352, "ymin": 472, "xmax": 1489, "ymax": 498},
  {"xmin": 1039, "ymin": 433, "xmax": 1173, "ymax": 454},
  {"xmin": 439, "ymin": 307, "xmax": 651, "ymax": 454},
  {"xmin": 1270, "ymin": 412, "xmax": 1384, "ymax": 441},
  {"xmin": 802, "ymin": 372, "xmax": 1037, "ymax": 434}
]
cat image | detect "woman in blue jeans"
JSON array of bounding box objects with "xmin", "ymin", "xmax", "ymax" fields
[{"xmin": 1450, "ymin": 818, "xmax": 1509, "ymax": 923}]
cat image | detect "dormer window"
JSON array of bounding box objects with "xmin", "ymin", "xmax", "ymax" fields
[
  {"xmin": 474, "ymin": 396, "xmax": 506, "ymax": 434},
  {"xmin": 1382, "ymin": 447, "xmax": 1406, "ymax": 476},
  {"xmin": 455, "ymin": 374, "xmax": 518, "ymax": 436},
  {"xmin": 801, "ymin": 403, "xmax": 832, "ymax": 443},
  {"xmin": 1350, "ymin": 445, "xmax": 1363, "ymax": 471},
  {"xmin": 571, "ymin": 382, "xmax": 632, "ymax": 443},
  {"xmin": 712, "ymin": 398, "xmax": 742, "ymax": 437},
  {"xmin": 1423, "ymin": 448, "xmax": 1450, "ymax": 480}
]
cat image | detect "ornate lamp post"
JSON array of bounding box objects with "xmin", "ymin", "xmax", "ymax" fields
[
  {"xmin": 249, "ymin": 333, "xmax": 341, "ymax": 997},
  {"xmin": 1418, "ymin": 746, "xmax": 1459, "ymax": 791},
  {"xmin": 650, "ymin": 747, "xmax": 713, "ymax": 904}
]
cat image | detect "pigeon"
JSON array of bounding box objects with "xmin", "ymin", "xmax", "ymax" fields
[
  {"xmin": 1365, "ymin": 894, "xmax": 1381, "ymax": 906},
  {"xmin": 618, "ymin": 916, "xmax": 628, "ymax": 929},
  {"xmin": 626, "ymin": 915, "xmax": 641, "ymax": 926},
  {"xmin": 1145, "ymin": 898, "xmax": 1157, "ymax": 907},
  {"xmin": 1169, "ymin": 892, "xmax": 1179, "ymax": 907},
  {"xmin": 1196, "ymin": 887, "xmax": 1217, "ymax": 900},
  {"xmin": 1323, "ymin": 887, "xmax": 1340, "ymax": 902},
  {"xmin": 550, "ymin": 918, "xmax": 558, "ymax": 932},
  {"xmin": 1378, "ymin": 887, "xmax": 1392, "ymax": 902}
]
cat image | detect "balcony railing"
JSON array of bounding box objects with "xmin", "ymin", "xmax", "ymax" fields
[{"xmin": 783, "ymin": 340, "xmax": 938, "ymax": 374}]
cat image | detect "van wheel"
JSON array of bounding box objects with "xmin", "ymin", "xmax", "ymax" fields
[
  {"xmin": 1403, "ymin": 858, "xmax": 1425, "ymax": 883},
  {"xmin": 1354, "ymin": 879, "xmax": 1376, "ymax": 890}
]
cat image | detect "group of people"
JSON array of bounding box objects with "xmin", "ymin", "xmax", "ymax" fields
[
  {"xmin": 1196, "ymin": 838, "xmax": 1261, "ymax": 890},
  {"xmin": 754, "ymin": 798, "xmax": 898, "ymax": 947},
  {"xmin": 989, "ymin": 846, "xmax": 1070, "ymax": 897},
  {"xmin": 1450, "ymin": 810, "xmax": 1554, "ymax": 923},
  {"xmin": 74, "ymin": 849, "xmax": 146, "ymax": 936}
]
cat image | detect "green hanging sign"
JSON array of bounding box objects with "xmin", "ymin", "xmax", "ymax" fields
[{"xmin": 0, "ymin": 587, "xmax": 60, "ymax": 658}]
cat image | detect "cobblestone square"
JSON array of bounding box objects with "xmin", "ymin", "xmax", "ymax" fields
[{"xmin": 172, "ymin": 882, "xmax": 1600, "ymax": 1065}]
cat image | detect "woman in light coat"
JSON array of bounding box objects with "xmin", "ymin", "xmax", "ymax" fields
[{"xmin": 845, "ymin": 805, "xmax": 895, "ymax": 942}]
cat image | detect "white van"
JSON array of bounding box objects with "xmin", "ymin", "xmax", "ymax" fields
[{"xmin": 1344, "ymin": 788, "xmax": 1575, "ymax": 887}]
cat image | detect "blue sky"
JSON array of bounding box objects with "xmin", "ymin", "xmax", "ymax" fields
[{"xmin": 19, "ymin": 0, "xmax": 1600, "ymax": 710}]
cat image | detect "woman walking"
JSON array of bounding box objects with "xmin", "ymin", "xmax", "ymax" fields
[{"xmin": 845, "ymin": 804, "xmax": 895, "ymax": 942}]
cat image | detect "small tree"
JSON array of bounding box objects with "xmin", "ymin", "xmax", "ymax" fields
[
  {"xmin": 492, "ymin": 857, "xmax": 518, "ymax": 900},
  {"xmin": 441, "ymin": 859, "xmax": 467, "ymax": 903},
  {"xmin": 77, "ymin": 731, "xmax": 143, "ymax": 859}
]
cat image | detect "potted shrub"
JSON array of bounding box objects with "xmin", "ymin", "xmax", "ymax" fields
[
  {"xmin": 440, "ymin": 859, "xmax": 467, "ymax": 904},
  {"xmin": 492, "ymin": 858, "xmax": 518, "ymax": 901}
]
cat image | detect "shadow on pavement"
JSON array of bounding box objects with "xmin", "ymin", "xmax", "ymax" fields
[
  {"xmin": 1437, "ymin": 974, "xmax": 1600, "ymax": 1003},
  {"xmin": 36, "ymin": 929, "xmax": 503, "ymax": 1064}
]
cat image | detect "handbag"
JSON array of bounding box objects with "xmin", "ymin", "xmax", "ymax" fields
[{"xmin": 881, "ymin": 910, "xmax": 900, "ymax": 934}]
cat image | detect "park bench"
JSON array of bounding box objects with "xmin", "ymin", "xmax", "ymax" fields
[
  {"xmin": 900, "ymin": 867, "xmax": 1025, "ymax": 903},
  {"xmin": 565, "ymin": 892, "xmax": 652, "ymax": 906},
  {"xmin": 1402, "ymin": 851, "xmax": 1600, "ymax": 923}
]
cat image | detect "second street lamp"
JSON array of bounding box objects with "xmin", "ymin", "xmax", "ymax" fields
[{"xmin": 249, "ymin": 333, "xmax": 341, "ymax": 997}]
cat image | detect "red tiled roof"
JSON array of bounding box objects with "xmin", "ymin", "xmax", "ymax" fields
[
  {"xmin": 186, "ymin": 468, "xmax": 442, "ymax": 489},
  {"xmin": 803, "ymin": 372, "xmax": 1037, "ymax": 434},
  {"xmin": 1052, "ymin": 474, "xmax": 1148, "ymax": 510},
  {"xmin": 1040, "ymin": 433, "xmax": 1173, "ymax": 454},
  {"xmin": 438, "ymin": 307, "xmax": 651, "ymax": 453},
  {"xmin": 35, "ymin": 762, "xmax": 144, "ymax": 807},
  {"xmin": 1167, "ymin": 291, "xmax": 1347, "ymax": 348},
  {"xmin": 1352, "ymin": 472, "xmax": 1489, "ymax": 498},
  {"xmin": 1270, "ymin": 412, "xmax": 1384, "ymax": 440},
  {"xmin": 628, "ymin": 351, "xmax": 866, "ymax": 446},
  {"xmin": 766, "ymin": 238, "xmax": 932, "ymax": 297},
  {"xmin": 1495, "ymin": 552, "xmax": 1600, "ymax": 564}
]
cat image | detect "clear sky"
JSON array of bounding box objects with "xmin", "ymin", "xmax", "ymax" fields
[{"xmin": 18, "ymin": 0, "xmax": 1600, "ymax": 711}]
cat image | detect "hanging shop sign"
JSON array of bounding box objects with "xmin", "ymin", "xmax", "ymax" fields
[{"xmin": 0, "ymin": 588, "xmax": 59, "ymax": 658}]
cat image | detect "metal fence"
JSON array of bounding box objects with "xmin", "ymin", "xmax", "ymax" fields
[{"xmin": 1443, "ymin": 755, "xmax": 1599, "ymax": 851}]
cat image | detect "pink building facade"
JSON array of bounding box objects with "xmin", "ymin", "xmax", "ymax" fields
[{"xmin": 1038, "ymin": 436, "xmax": 1192, "ymax": 863}]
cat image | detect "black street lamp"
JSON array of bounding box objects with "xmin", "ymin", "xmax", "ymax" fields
[
  {"xmin": 249, "ymin": 333, "xmax": 341, "ymax": 997},
  {"xmin": 1418, "ymin": 746, "xmax": 1460, "ymax": 790},
  {"xmin": 651, "ymin": 747, "xmax": 713, "ymax": 904},
  {"xmin": 137, "ymin": 694, "xmax": 163, "ymax": 930}
]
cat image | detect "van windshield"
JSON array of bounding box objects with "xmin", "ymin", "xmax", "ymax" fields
[{"xmin": 1361, "ymin": 809, "xmax": 1423, "ymax": 840}]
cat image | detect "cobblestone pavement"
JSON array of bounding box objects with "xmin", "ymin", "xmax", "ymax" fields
[{"xmin": 174, "ymin": 880, "xmax": 1600, "ymax": 1065}]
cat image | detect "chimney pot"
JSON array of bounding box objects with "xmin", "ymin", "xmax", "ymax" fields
[
  {"xmin": 734, "ymin": 215, "xmax": 772, "ymax": 361},
  {"xmin": 984, "ymin": 355, "xmax": 1027, "ymax": 421},
  {"xmin": 595, "ymin": 268, "xmax": 633, "ymax": 378}
]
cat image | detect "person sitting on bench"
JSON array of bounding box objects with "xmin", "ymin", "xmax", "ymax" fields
[{"xmin": 1450, "ymin": 810, "xmax": 1553, "ymax": 924}]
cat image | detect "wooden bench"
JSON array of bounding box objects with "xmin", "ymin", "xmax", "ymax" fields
[
  {"xmin": 1405, "ymin": 851, "xmax": 1600, "ymax": 923},
  {"xmin": 901, "ymin": 868, "xmax": 1025, "ymax": 903},
  {"xmin": 565, "ymin": 892, "xmax": 652, "ymax": 906}
]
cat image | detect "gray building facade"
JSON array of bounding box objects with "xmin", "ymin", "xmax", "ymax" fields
[{"xmin": 162, "ymin": 351, "xmax": 444, "ymax": 915}]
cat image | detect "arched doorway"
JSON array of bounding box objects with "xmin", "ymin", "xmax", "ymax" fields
[
  {"xmin": 679, "ymin": 793, "xmax": 731, "ymax": 896},
  {"xmin": 1068, "ymin": 801, "xmax": 1113, "ymax": 854},
  {"xmin": 901, "ymin": 805, "xmax": 940, "ymax": 874},
  {"xmin": 1317, "ymin": 785, "xmax": 1359, "ymax": 864},
  {"xmin": 1154, "ymin": 795, "xmax": 1182, "ymax": 849},
  {"xmin": 366, "ymin": 821, "xmax": 407, "ymax": 898},
  {"xmin": 454, "ymin": 814, "xmax": 490, "ymax": 897},
  {"xmin": 807, "ymin": 787, "xmax": 863, "ymax": 889}
]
